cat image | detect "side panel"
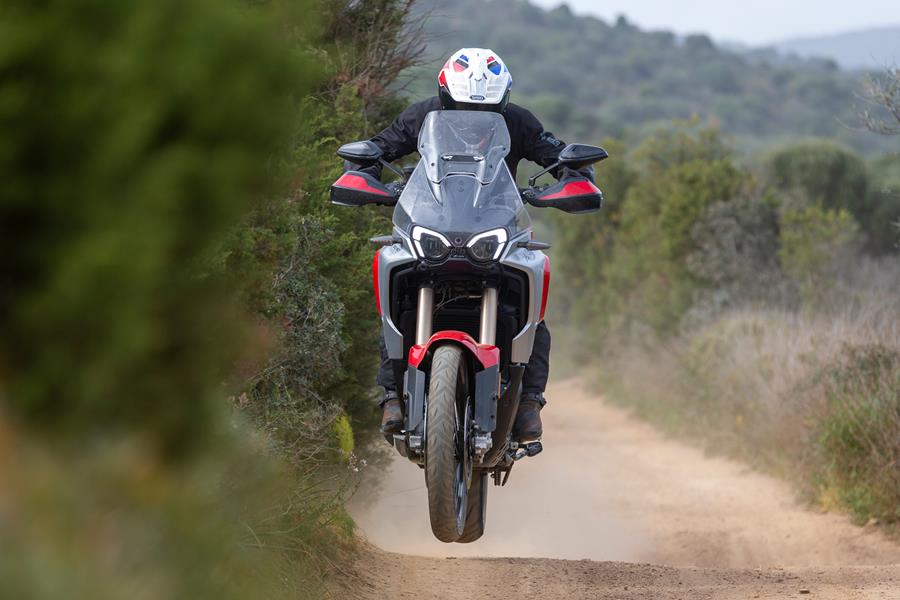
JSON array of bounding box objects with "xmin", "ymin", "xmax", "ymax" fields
[
  {"xmin": 474, "ymin": 366, "xmax": 499, "ymax": 433},
  {"xmin": 500, "ymin": 244, "xmax": 548, "ymax": 364},
  {"xmin": 480, "ymin": 364, "xmax": 524, "ymax": 467},
  {"xmin": 377, "ymin": 235, "xmax": 416, "ymax": 360},
  {"xmin": 404, "ymin": 365, "xmax": 426, "ymax": 433}
]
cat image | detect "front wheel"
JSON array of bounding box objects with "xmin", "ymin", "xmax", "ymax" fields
[{"xmin": 425, "ymin": 345, "xmax": 472, "ymax": 543}]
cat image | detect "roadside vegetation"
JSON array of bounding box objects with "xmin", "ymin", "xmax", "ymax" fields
[
  {"xmin": 0, "ymin": 0, "xmax": 419, "ymax": 597},
  {"xmin": 552, "ymin": 121, "xmax": 900, "ymax": 530}
]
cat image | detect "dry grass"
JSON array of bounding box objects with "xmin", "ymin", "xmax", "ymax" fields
[{"xmin": 599, "ymin": 259, "xmax": 900, "ymax": 525}]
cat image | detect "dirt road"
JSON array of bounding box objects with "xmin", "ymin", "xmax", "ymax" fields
[{"xmin": 343, "ymin": 379, "xmax": 900, "ymax": 599}]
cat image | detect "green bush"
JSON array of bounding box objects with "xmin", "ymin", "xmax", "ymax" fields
[
  {"xmin": 779, "ymin": 204, "xmax": 860, "ymax": 303},
  {"xmin": 768, "ymin": 141, "xmax": 868, "ymax": 211},
  {"xmin": 865, "ymin": 154, "xmax": 900, "ymax": 253},
  {"xmin": 687, "ymin": 191, "xmax": 782, "ymax": 309},
  {"xmin": 600, "ymin": 124, "xmax": 744, "ymax": 334},
  {"xmin": 0, "ymin": 0, "xmax": 313, "ymax": 455},
  {"xmin": 767, "ymin": 141, "xmax": 900, "ymax": 254}
]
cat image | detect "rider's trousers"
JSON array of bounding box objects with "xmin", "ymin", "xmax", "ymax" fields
[{"xmin": 376, "ymin": 321, "xmax": 551, "ymax": 405}]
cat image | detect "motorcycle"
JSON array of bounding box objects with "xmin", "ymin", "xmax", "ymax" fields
[{"xmin": 331, "ymin": 110, "xmax": 606, "ymax": 543}]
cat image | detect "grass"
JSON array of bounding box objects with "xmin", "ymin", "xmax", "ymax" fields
[{"xmin": 593, "ymin": 265, "xmax": 900, "ymax": 530}]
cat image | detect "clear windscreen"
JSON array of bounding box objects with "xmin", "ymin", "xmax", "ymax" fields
[
  {"xmin": 420, "ymin": 110, "xmax": 511, "ymax": 184},
  {"xmin": 393, "ymin": 110, "xmax": 531, "ymax": 237}
]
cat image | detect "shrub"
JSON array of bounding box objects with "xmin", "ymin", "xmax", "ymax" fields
[
  {"xmin": 768, "ymin": 141, "xmax": 868, "ymax": 210},
  {"xmin": 779, "ymin": 204, "xmax": 860, "ymax": 303},
  {"xmin": 600, "ymin": 124, "xmax": 744, "ymax": 335},
  {"xmin": 0, "ymin": 0, "xmax": 313, "ymax": 455},
  {"xmin": 686, "ymin": 191, "xmax": 783, "ymax": 315}
]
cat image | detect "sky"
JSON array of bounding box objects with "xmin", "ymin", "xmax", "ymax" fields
[{"xmin": 530, "ymin": 0, "xmax": 900, "ymax": 45}]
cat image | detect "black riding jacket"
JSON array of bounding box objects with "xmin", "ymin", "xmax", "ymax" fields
[{"xmin": 361, "ymin": 96, "xmax": 587, "ymax": 181}]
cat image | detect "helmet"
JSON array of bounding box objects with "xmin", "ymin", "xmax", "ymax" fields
[{"xmin": 438, "ymin": 48, "xmax": 512, "ymax": 113}]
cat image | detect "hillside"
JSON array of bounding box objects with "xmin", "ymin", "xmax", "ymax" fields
[
  {"xmin": 407, "ymin": 0, "xmax": 895, "ymax": 155},
  {"xmin": 773, "ymin": 25, "xmax": 900, "ymax": 71}
]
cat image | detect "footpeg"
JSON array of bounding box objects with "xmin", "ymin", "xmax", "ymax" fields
[
  {"xmin": 513, "ymin": 441, "xmax": 542, "ymax": 460},
  {"xmin": 392, "ymin": 434, "xmax": 408, "ymax": 457}
]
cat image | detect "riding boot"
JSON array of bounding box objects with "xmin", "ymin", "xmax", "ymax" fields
[
  {"xmin": 513, "ymin": 393, "xmax": 544, "ymax": 441},
  {"xmin": 380, "ymin": 390, "xmax": 404, "ymax": 434}
]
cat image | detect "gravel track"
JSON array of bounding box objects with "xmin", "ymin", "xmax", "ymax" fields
[{"xmin": 342, "ymin": 379, "xmax": 900, "ymax": 599}]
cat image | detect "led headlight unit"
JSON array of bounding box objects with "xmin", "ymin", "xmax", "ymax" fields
[
  {"xmin": 411, "ymin": 225, "xmax": 452, "ymax": 261},
  {"xmin": 466, "ymin": 228, "xmax": 508, "ymax": 262}
]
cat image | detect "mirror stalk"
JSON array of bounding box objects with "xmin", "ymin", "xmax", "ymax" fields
[
  {"xmin": 379, "ymin": 158, "xmax": 408, "ymax": 182},
  {"xmin": 527, "ymin": 161, "xmax": 559, "ymax": 188}
]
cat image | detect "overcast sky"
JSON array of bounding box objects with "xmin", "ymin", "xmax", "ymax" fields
[{"xmin": 530, "ymin": 0, "xmax": 900, "ymax": 45}]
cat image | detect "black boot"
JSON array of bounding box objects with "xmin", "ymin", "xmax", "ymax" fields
[
  {"xmin": 513, "ymin": 395, "xmax": 544, "ymax": 441},
  {"xmin": 380, "ymin": 391, "xmax": 403, "ymax": 434}
]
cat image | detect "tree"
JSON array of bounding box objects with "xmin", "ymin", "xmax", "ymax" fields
[{"xmin": 862, "ymin": 67, "xmax": 900, "ymax": 135}]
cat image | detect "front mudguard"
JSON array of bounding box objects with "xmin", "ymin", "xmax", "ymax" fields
[{"xmin": 403, "ymin": 331, "xmax": 500, "ymax": 438}]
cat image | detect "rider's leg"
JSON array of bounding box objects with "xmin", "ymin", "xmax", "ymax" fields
[
  {"xmin": 377, "ymin": 334, "xmax": 403, "ymax": 433},
  {"xmin": 514, "ymin": 321, "xmax": 551, "ymax": 439}
]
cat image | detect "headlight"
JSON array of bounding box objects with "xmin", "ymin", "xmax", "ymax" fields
[
  {"xmin": 411, "ymin": 226, "xmax": 451, "ymax": 261},
  {"xmin": 466, "ymin": 228, "xmax": 508, "ymax": 262}
]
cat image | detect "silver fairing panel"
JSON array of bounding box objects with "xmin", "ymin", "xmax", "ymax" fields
[
  {"xmin": 377, "ymin": 233, "xmax": 416, "ymax": 360},
  {"xmin": 500, "ymin": 239, "xmax": 547, "ymax": 365}
]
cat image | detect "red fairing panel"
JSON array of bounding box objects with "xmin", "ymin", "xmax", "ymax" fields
[
  {"xmin": 408, "ymin": 331, "xmax": 500, "ymax": 369},
  {"xmin": 540, "ymin": 255, "xmax": 551, "ymax": 321},
  {"xmin": 541, "ymin": 180, "xmax": 600, "ymax": 200},
  {"xmin": 372, "ymin": 250, "xmax": 382, "ymax": 316},
  {"xmin": 334, "ymin": 172, "xmax": 391, "ymax": 197}
]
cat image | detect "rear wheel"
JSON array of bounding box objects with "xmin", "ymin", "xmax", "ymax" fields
[
  {"xmin": 457, "ymin": 472, "xmax": 488, "ymax": 543},
  {"xmin": 425, "ymin": 345, "xmax": 472, "ymax": 543}
]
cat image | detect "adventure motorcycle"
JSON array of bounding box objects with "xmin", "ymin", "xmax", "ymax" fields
[{"xmin": 331, "ymin": 110, "xmax": 606, "ymax": 543}]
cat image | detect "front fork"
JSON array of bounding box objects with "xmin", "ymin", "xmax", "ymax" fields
[
  {"xmin": 403, "ymin": 283, "xmax": 500, "ymax": 462},
  {"xmin": 415, "ymin": 285, "xmax": 434, "ymax": 346},
  {"xmin": 414, "ymin": 283, "xmax": 499, "ymax": 346}
]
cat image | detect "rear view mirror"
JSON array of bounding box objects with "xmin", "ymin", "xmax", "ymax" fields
[
  {"xmin": 527, "ymin": 177, "xmax": 602, "ymax": 214},
  {"xmin": 557, "ymin": 144, "xmax": 608, "ymax": 170},
  {"xmin": 527, "ymin": 143, "xmax": 609, "ymax": 186},
  {"xmin": 337, "ymin": 140, "xmax": 383, "ymax": 165},
  {"xmin": 331, "ymin": 171, "xmax": 398, "ymax": 207}
]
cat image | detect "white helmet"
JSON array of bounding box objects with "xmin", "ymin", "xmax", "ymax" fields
[{"xmin": 438, "ymin": 48, "xmax": 512, "ymax": 113}]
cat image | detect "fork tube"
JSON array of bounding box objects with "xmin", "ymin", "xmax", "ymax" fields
[
  {"xmin": 479, "ymin": 287, "xmax": 498, "ymax": 346},
  {"xmin": 415, "ymin": 285, "xmax": 434, "ymax": 345}
]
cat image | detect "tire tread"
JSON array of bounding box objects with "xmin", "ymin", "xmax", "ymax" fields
[{"xmin": 426, "ymin": 345, "xmax": 465, "ymax": 543}]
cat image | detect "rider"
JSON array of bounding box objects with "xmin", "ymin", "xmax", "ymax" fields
[{"xmin": 358, "ymin": 48, "xmax": 593, "ymax": 442}]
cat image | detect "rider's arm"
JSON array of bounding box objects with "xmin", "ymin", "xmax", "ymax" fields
[{"xmin": 516, "ymin": 106, "xmax": 596, "ymax": 183}]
